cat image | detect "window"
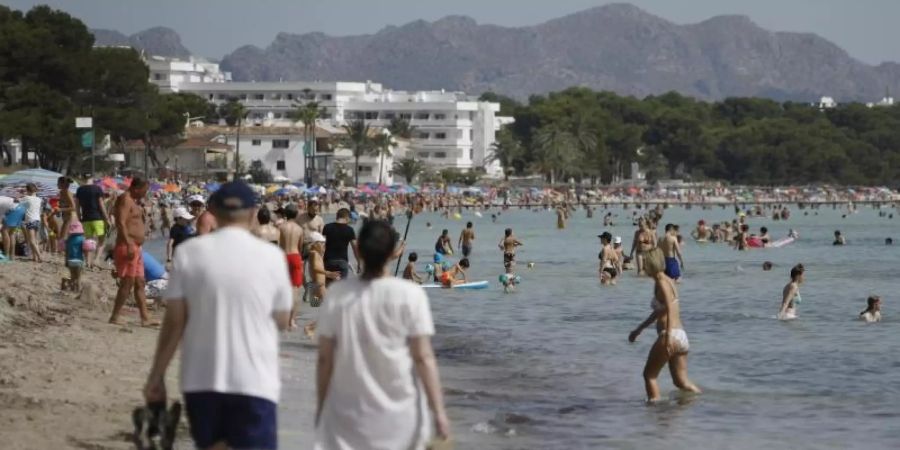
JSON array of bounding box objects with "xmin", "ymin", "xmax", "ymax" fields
[
  {"xmin": 274, "ymin": 113, "xmax": 283, "ymax": 119},
  {"xmin": 276, "ymin": 160, "xmax": 286, "ymax": 170},
  {"xmin": 253, "ymin": 94, "xmax": 264, "ymax": 100},
  {"xmin": 208, "ymin": 94, "xmax": 214, "ymax": 100},
  {"xmin": 434, "ymin": 113, "xmax": 446, "ymax": 120},
  {"xmin": 239, "ymin": 94, "xmax": 247, "ymax": 100},
  {"xmin": 435, "ymin": 132, "xmax": 447, "ymax": 140},
  {"xmin": 383, "ymin": 112, "xmax": 396, "ymax": 120},
  {"xmin": 418, "ymin": 152, "xmax": 430, "ymax": 158},
  {"xmin": 469, "ymin": 148, "xmax": 474, "ymax": 160},
  {"xmin": 400, "ymin": 113, "xmax": 412, "ymax": 120},
  {"xmin": 251, "ymin": 139, "xmax": 261, "ymax": 146},
  {"xmin": 470, "ymin": 129, "xmax": 474, "ymax": 140},
  {"xmin": 364, "ymin": 111, "xmax": 379, "ymax": 120},
  {"xmin": 218, "ymin": 94, "xmax": 228, "ymax": 100},
  {"xmin": 416, "ymin": 132, "xmax": 430, "ymax": 140},
  {"xmin": 286, "ymin": 94, "xmax": 294, "ymax": 100},
  {"xmin": 153, "ymin": 73, "xmax": 164, "ymax": 80},
  {"xmin": 358, "ymin": 166, "xmax": 373, "ymax": 174},
  {"xmin": 322, "ymin": 94, "xmax": 333, "ymax": 100},
  {"xmin": 434, "ymin": 152, "xmax": 447, "ymax": 159},
  {"xmin": 414, "ymin": 113, "xmax": 430, "ymax": 120},
  {"xmin": 272, "ymin": 139, "xmax": 290, "ymax": 149}
]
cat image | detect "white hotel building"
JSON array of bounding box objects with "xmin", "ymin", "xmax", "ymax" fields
[{"xmin": 148, "ymin": 57, "xmax": 510, "ymax": 183}]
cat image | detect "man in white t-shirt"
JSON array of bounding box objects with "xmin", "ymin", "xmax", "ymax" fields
[{"xmin": 144, "ymin": 181, "xmax": 292, "ymax": 450}]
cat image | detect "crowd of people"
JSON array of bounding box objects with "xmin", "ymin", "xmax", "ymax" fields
[{"xmin": 1, "ymin": 175, "xmax": 891, "ymax": 449}]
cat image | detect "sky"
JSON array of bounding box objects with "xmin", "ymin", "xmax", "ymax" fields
[{"xmin": 3, "ymin": 0, "xmax": 899, "ymax": 64}]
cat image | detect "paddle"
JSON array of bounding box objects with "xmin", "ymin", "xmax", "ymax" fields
[{"xmin": 394, "ymin": 202, "xmax": 414, "ymax": 276}]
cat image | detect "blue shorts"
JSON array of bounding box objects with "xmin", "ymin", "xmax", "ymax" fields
[
  {"xmin": 665, "ymin": 256, "xmax": 681, "ymax": 280},
  {"xmin": 66, "ymin": 234, "xmax": 85, "ymax": 268},
  {"xmin": 184, "ymin": 392, "xmax": 277, "ymax": 450},
  {"xmin": 434, "ymin": 252, "xmax": 445, "ymax": 264}
]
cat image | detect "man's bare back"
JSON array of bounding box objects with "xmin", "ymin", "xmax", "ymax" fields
[
  {"xmin": 660, "ymin": 234, "xmax": 679, "ymax": 258},
  {"xmin": 279, "ymin": 221, "xmax": 303, "ymax": 255},
  {"xmin": 501, "ymin": 236, "xmax": 521, "ymax": 254},
  {"xmin": 196, "ymin": 210, "xmax": 217, "ymax": 235}
]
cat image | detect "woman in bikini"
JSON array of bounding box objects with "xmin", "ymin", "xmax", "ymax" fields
[
  {"xmin": 629, "ymin": 218, "xmax": 656, "ymax": 276},
  {"xmin": 778, "ymin": 264, "xmax": 804, "ymax": 320},
  {"xmin": 628, "ymin": 247, "xmax": 701, "ymax": 402}
]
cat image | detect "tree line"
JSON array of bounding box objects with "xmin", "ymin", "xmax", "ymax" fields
[{"xmin": 483, "ymin": 88, "xmax": 900, "ymax": 186}]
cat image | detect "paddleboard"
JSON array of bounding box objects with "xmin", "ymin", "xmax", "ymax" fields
[
  {"xmin": 422, "ymin": 280, "xmax": 489, "ymax": 290},
  {"xmin": 769, "ymin": 237, "xmax": 795, "ymax": 248}
]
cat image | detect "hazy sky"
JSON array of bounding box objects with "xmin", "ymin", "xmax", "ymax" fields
[{"xmin": 4, "ymin": 0, "xmax": 899, "ymax": 64}]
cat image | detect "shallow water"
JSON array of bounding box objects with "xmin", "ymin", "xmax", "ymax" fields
[{"xmin": 149, "ymin": 204, "xmax": 900, "ymax": 449}]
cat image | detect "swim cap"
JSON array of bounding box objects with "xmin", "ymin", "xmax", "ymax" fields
[{"xmin": 441, "ymin": 261, "xmax": 451, "ymax": 270}]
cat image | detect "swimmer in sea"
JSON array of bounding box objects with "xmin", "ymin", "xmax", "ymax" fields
[
  {"xmin": 440, "ymin": 258, "xmax": 469, "ymax": 287},
  {"xmin": 833, "ymin": 230, "xmax": 845, "ymax": 246},
  {"xmin": 759, "ymin": 227, "xmax": 771, "ymax": 246},
  {"xmin": 556, "ymin": 204, "xmax": 567, "ymax": 229},
  {"xmin": 659, "ymin": 224, "xmax": 684, "ymax": 281},
  {"xmin": 499, "ymin": 228, "xmax": 523, "ymax": 273},
  {"xmin": 630, "ymin": 218, "xmax": 655, "ymax": 276},
  {"xmin": 691, "ymin": 220, "xmax": 710, "ymax": 241},
  {"xmin": 762, "ymin": 261, "xmax": 773, "ymax": 271},
  {"xmin": 778, "ymin": 264, "xmax": 804, "ymax": 320},
  {"xmin": 628, "ymin": 248, "xmax": 701, "ymax": 402},
  {"xmin": 458, "ymin": 221, "xmax": 475, "ymax": 258},
  {"xmin": 859, "ymin": 296, "xmax": 882, "ymax": 323},
  {"xmin": 402, "ymin": 252, "xmax": 423, "ymax": 284},
  {"xmin": 598, "ymin": 232, "xmax": 619, "ymax": 286},
  {"xmin": 886, "ymin": 238, "xmax": 893, "ymax": 245}
]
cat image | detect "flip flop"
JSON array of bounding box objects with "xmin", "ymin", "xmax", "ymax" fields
[
  {"xmin": 131, "ymin": 407, "xmax": 149, "ymax": 450},
  {"xmin": 160, "ymin": 401, "xmax": 182, "ymax": 450}
]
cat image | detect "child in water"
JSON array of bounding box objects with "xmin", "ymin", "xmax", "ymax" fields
[
  {"xmin": 860, "ymin": 296, "xmax": 882, "ymax": 323},
  {"xmin": 402, "ymin": 252, "xmax": 423, "ymax": 284},
  {"xmin": 440, "ymin": 258, "xmax": 470, "ymax": 287}
]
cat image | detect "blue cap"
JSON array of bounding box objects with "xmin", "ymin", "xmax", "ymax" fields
[{"xmin": 208, "ymin": 181, "xmax": 257, "ymax": 211}]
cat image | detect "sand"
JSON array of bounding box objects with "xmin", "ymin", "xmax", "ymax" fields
[{"xmin": 0, "ymin": 257, "xmax": 179, "ymax": 450}]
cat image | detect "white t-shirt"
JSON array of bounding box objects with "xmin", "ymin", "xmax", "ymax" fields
[
  {"xmin": 314, "ymin": 278, "xmax": 435, "ymax": 450},
  {"xmin": 0, "ymin": 196, "xmax": 14, "ymax": 219},
  {"xmin": 21, "ymin": 195, "xmax": 42, "ymax": 222},
  {"xmin": 164, "ymin": 227, "xmax": 292, "ymax": 403}
]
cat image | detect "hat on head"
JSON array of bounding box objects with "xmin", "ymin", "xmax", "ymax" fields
[
  {"xmin": 613, "ymin": 236, "xmax": 622, "ymax": 244},
  {"xmin": 308, "ymin": 231, "xmax": 326, "ymax": 244},
  {"xmin": 188, "ymin": 194, "xmax": 205, "ymax": 205},
  {"xmin": 208, "ymin": 181, "xmax": 257, "ymax": 211},
  {"xmin": 173, "ymin": 207, "xmax": 195, "ymax": 220},
  {"xmin": 598, "ymin": 232, "xmax": 613, "ymax": 241}
]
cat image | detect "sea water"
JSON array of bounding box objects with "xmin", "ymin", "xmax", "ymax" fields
[{"xmin": 151, "ymin": 204, "xmax": 900, "ymax": 449}]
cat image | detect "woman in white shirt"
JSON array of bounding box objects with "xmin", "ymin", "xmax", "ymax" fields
[{"xmin": 315, "ymin": 220, "xmax": 451, "ymax": 450}]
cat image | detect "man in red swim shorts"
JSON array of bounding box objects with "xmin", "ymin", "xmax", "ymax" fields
[
  {"xmin": 278, "ymin": 204, "xmax": 304, "ymax": 330},
  {"xmin": 109, "ymin": 175, "xmax": 158, "ymax": 327}
]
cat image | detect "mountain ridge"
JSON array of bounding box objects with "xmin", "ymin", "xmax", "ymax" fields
[{"xmin": 91, "ymin": 4, "xmax": 900, "ymax": 101}]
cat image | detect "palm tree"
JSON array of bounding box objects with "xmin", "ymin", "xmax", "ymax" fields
[
  {"xmin": 341, "ymin": 118, "xmax": 372, "ymax": 186},
  {"xmin": 487, "ymin": 128, "xmax": 522, "ymax": 180},
  {"xmin": 388, "ymin": 117, "xmax": 416, "ymax": 139},
  {"xmin": 289, "ymin": 101, "xmax": 325, "ymax": 184},
  {"xmin": 533, "ymin": 124, "xmax": 577, "ymax": 184},
  {"xmin": 218, "ymin": 98, "xmax": 247, "ymax": 176},
  {"xmin": 371, "ymin": 132, "xmax": 397, "ymax": 185},
  {"xmin": 392, "ymin": 157, "xmax": 427, "ymax": 184}
]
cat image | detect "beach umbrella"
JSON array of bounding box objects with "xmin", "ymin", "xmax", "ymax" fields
[
  {"xmin": 275, "ymin": 188, "xmax": 290, "ymax": 196},
  {"xmin": 164, "ymin": 183, "xmax": 181, "ymax": 193},
  {"xmin": 205, "ymin": 182, "xmax": 222, "ymax": 192},
  {"xmin": 359, "ymin": 185, "xmax": 375, "ymax": 194},
  {"xmin": 282, "ymin": 184, "xmax": 301, "ymax": 192},
  {"xmin": 0, "ymin": 168, "xmax": 76, "ymax": 198},
  {"xmin": 149, "ymin": 182, "xmax": 164, "ymax": 193},
  {"xmin": 273, "ymin": 175, "xmax": 290, "ymax": 183}
]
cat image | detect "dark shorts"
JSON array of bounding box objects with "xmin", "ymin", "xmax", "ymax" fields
[
  {"xmin": 184, "ymin": 392, "xmax": 277, "ymax": 450},
  {"xmin": 462, "ymin": 244, "xmax": 472, "ymax": 257},
  {"xmin": 324, "ymin": 259, "xmax": 350, "ymax": 280},
  {"xmin": 24, "ymin": 220, "xmax": 40, "ymax": 231},
  {"xmin": 503, "ymin": 252, "xmax": 516, "ymax": 269}
]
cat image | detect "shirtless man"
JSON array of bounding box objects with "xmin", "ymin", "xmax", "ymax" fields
[
  {"xmin": 297, "ymin": 198, "xmax": 325, "ymax": 236},
  {"xmin": 499, "ymin": 228, "xmax": 523, "ymax": 273},
  {"xmin": 658, "ymin": 223, "xmax": 684, "ymax": 282},
  {"xmin": 279, "ymin": 205, "xmax": 305, "ymax": 331},
  {"xmin": 108, "ymin": 175, "xmax": 158, "ymax": 326},
  {"xmin": 434, "ymin": 229, "xmax": 454, "ymax": 264},
  {"xmin": 190, "ymin": 196, "xmax": 217, "ymax": 235},
  {"xmin": 458, "ymin": 222, "xmax": 475, "ymax": 258},
  {"xmin": 253, "ymin": 207, "xmax": 280, "ymax": 245},
  {"xmin": 691, "ymin": 220, "xmax": 710, "ymax": 241}
]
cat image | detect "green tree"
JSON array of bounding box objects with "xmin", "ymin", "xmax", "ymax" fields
[
  {"xmin": 388, "ymin": 117, "xmax": 416, "ymax": 139},
  {"xmin": 218, "ymin": 98, "xmax": 247, "ymax": 176},
  {"xmin": 392, "ymin": 157, "xmax": 426, "ymax": 184},
  {"xmin": 532, "ymin": 125, "xmax": 577, "ymax": 184},
  {"xmin": 488, "ymin": 128, "xmax": 523, "ymax": 180},
  {"xmin": 247, "ymin": 159, "xmax": 273, "ymax": 184},
  {"xmin": 340, "ymin": 118, "xmax": 372, "ymax": 186}
]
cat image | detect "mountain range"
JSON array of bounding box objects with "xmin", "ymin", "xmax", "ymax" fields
[{"xmin": 91, "ymin": 3, "xmax": 900, "ymax": 101}]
